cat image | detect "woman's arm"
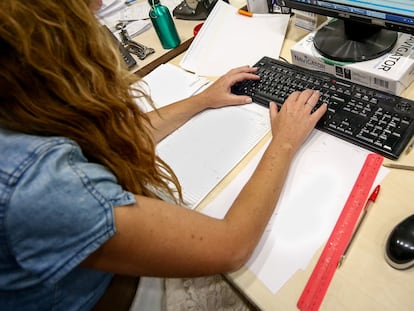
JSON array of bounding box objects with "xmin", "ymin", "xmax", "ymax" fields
[
  {"xmin": 145, "ymin": 65, "xmax": 259, "ymax": 143},
  {"xmin": 82, "ymin": 89, "xmax": 327, "ymax": 278}
]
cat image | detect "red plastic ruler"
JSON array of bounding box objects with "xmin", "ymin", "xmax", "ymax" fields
[{"xmin": 297, "ymin": 153, "xmax": 384, "ymax": 311}]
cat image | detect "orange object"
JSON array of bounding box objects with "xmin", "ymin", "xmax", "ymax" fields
[{"xmin": 237, "ymin": 9, "xmax": 253, "ymax": 17}]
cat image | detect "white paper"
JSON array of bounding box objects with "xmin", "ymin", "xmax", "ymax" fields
[
  {"xmin": 140, "ymin": 63, "xmax": 211, "ymax": 109},
  {"xmin": 180, "ymin": 0, "xmax": 290, "ymax": 76},
  {"xmin": 157, "ymin": 104, "xmax": 270, "ymax": 207},
  {"xmin": 201, "ymin": 130, "xmax": 389, "ymax": 294}
]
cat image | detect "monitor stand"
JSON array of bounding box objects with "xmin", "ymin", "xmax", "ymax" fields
[{"xmin": 313, "ymin": 19, "xmax": 398, "ymax": 62}]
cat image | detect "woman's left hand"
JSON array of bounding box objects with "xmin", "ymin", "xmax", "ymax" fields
[
  {"xmin": 197, "ymin": 65, "xmax": 259, "ymax": 109},
  {"xmin": 145, "ymin": 65, "xmax": 259, "ymax": 142}
]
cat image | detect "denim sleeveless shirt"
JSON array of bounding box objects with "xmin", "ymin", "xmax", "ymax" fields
[{"xmin": 0, "ymin": 128, "xmax": 136, "ymax": 310}]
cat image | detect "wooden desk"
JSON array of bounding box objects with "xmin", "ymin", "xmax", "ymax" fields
[{"xmin": 142, "ymin": 13, "xmax": 414, "ymax": 311}]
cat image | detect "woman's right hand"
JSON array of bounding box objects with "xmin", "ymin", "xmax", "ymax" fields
[{"xmin": 269, "ymin": 89, "xmax": 327, "ymax": 154}]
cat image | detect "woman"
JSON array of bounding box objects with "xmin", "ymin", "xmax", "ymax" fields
[{"xmin": 0, "ymin": 1, "xmax": 326, "ymax": 310}]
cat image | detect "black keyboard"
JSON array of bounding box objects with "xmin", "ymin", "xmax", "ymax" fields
[{"xmin": 231, "ymin": 56, "xmax": 414, "ymax": 159}]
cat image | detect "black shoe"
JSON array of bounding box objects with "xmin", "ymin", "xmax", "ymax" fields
[{"xmin": 173, "ymin": 0, "xmax": 217, "ymax": 20}]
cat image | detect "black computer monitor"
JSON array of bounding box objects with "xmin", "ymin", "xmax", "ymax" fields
[{"xmin": 278, "ymin": 0, "xmax": 414, "ymax": 62}]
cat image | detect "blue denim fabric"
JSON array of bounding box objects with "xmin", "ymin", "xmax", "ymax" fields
[{"xmin": 0, "ymin": 128, "xmax": 136, "ymax": 310}]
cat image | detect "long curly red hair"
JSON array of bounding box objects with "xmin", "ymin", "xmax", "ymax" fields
[{"xmin": 0, "ymin": 0, "xmax": 182, "ymax": 202}]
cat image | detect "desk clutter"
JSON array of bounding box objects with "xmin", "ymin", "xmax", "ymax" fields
[
  {"xmin": 99, "ymin": 0, "xmax": 414, "ymax": 308},
  {"xmin": 97, "ymin": 0, "xmax": 155, "ymax": 63},
  {"xmin": 97, "ymin": 0, "xmax": 184, "ymax": 63}
]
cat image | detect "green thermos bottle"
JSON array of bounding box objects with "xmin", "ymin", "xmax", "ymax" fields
[{"xmin": 148, "ymin": 0, "xmax": 181, "ymax": 49}]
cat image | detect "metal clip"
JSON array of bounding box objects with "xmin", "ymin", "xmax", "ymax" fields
[
  {"xmin": 118, "ymin": 27, "xmax": 155, "ymax": 60},
  {"xmin": 125, "ymin": 41, "xmax": 155, "ymax": 60}
]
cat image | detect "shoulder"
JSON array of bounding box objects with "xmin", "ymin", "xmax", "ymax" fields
[
  {"xmin": 0, "ymin": 128, "xmax": 136, "ymax": 220},
  {"xmin": 0, "ymin": 128, "xmax": 77, "ymax": 185},
  {"xmin": 0, "ymin": 129, "xmax": 135, "ymax": 285},
  {"xmin": 0, "ymin": 128, "xmax": 134, "ymax": 206}
]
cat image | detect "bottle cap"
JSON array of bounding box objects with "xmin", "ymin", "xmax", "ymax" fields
[{"xmin": 148, "ymin": 0, "xmax": 160, "ymax": 5}]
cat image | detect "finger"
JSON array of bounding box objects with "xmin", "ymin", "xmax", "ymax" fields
[
  {"xmin": 227, "ymin": 94, "xmax": 253, "ymax": 105},
  {"xmin": 304, "ymin": 90, "xmax": 320, "ymax": 110},
  {"xmin": 230, "ymin": 72, "xmax": 259, "ymax": 86},
  {"xmin": 311, "ymin": 102, "xmax": 328, "ymax": 120},
  {"xmin": 284, "ymin": 91, "xmax": 301, "ymax": 104},
  {"xmin": 228, "ymin": 65, "xmax": 257, "ymax": 75},
  {"xmin": 269, "ymin": 101, "xmax": 278, "ymax": 120},
  {"xmin": 296, "ymin": 89, "xmax": 316, "ymax": 106}
]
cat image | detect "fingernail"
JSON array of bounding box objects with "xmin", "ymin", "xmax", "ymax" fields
[{"xmin": 246, "ymin": 97, "xmax": 252, "ymax": 104}]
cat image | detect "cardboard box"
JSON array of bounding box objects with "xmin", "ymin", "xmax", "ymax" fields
[{"xmin": 291, "ymin": 28, "xmax": 414, "ymax": 95}]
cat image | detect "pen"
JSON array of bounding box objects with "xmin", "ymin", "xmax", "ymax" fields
[
  {"xmin": 338, "ymin": 185, "xmax": 380, "ymax": 267},
  {"xmin": 125, "ymin": 0, "xmax": 137, "ymax": 6},
  {"xmin": 382, "ymin": 163, "xmax": 414, "ymax": 171},
  {"xmin": 238, "ymin": 9, "xmax": 253, "ymax": 17},
  {"xmin": 117, "ymin": 18, "xmax": 150, "ymax": 23},
  {"xmin": 406, "ymin": 139, "xmax": 414, "ymax": 154}
]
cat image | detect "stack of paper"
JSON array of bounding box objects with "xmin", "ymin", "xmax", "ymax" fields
[{"xmin": 180, "ymin": 0, "xmax": 290, "ymax": 76}]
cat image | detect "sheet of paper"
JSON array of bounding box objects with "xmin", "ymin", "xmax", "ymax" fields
[
  {"xmin": 201, "ymin": 130, "xmax": 389, "ymax": 293},
  {"xmin": 157, "ymin": 104, "xmax": 270, "ymax": 207},
  {"xmin": 180, "ymin": 0, "xmax": 290, "ymax": 76},
  {"xmin": 137, "ymin": 63, "xmax": 271, "ymax": 207}
]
